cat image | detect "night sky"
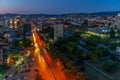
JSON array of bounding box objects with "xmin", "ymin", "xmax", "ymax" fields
[{"xmin": 0, "ymin": 0, "xmax": 120, "ymax": 14}]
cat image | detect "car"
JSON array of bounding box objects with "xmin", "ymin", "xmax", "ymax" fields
[{"xmin": 9, "ymin": 74, "xmax": 13, "ymax": 78}]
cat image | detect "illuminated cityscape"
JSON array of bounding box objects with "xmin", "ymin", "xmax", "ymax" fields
[{"xmin": 0, "ymin": 0, "xmax": 120, "ymax": 80}]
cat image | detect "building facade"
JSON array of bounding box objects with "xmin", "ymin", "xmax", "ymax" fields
[
  {"xmin": 116, "ymin": 13, "xmax": 120, "ymax": 30},
  {"xmin": 23, "ymin": 22, "xmax": 32, "ymax": 37},
  {"xmin": 54, "ymin": 24, "xmax": 63, "ymax": 39},
  {"xmin": 116, "ymin": 47, "xmax": 120, "ymax": 56}
]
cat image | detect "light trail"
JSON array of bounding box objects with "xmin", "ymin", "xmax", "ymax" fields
[{"xmin": 32, "ymin": 31, "xmax": 67, "ymax": 80}]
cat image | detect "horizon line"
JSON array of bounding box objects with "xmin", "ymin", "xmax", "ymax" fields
[{"xmin": 0, "ymin": 10, "xmax": 120, "ymax": 15}]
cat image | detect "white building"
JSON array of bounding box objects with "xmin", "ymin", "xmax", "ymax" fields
[
  {"xmin": 54, "ymin": 24, "xmax": 63, "ymax": 39},
  {"xmin": 5, "ymin": 19, "xmax": 10, "ymax": 27},
  {"xmin": 116, "ymin": 13, "xmax": 120, "ymax": 30},
  {"xmin": 116, "ymin": 47, "xmax": 120, "ymax": 56}
]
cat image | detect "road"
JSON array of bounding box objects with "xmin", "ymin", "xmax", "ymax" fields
[{"xmin": 32, "ymin": 31, "xmax": 67, "ymax": 80}]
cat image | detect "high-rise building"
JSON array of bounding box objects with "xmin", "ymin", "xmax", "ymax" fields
[
  {"xmin": 54, "ymin": 24, "xmax": 63, "ymax": 39},
  {"xmin": 9, "ymin": 16, "xmax": 23, "ymax": 30},
  {"xmin": 23, "ymin": 22, "xmax": 32, "ymax": 37},
  {"xmin": 5, "ymin": 19, "xmax": 10, "ymax": 27},
  {"xmin": 116, "ymin": 13, "xmax": 120, "ymax": 30},
  {"xmin": 9, "ymin": 18, "xmax": 17, "ymax": 29},
  {"xmin": 16, "ymin": 16, "xmax": 23, "ymax": 29}
]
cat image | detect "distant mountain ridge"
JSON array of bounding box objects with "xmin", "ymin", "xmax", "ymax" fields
[
  {"xmin": 65, "ymin": 11, "xmax": 120, "ymax": 16},
  {"xmin": 0, "ymin": 11, "xmax": 120, "ymax": 17},
  {"xmin": 88, "ymin": 11, "xmax": 120, "ymax": 15}
]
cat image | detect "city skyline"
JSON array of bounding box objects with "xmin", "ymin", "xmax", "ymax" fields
[
  {"xmin": 1, "ymin": 1, "xmax": 120, "ymax": 80},
  {"xmin": 0, "ymin": 0, "xmax": 120, "ymax": 14}
]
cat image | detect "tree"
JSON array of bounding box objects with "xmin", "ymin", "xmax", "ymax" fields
[
  {"xmin": 14, "ymin": 55, "xmax": 21, "ymax": 61},
  {"xmin": 76, "ymin": 73, "xmax": 89, "ymax": 80},
  {"xmin": 1, "ymin": 64, "xmax": 9, "ymax": 70},
  {"xmin": 74, "ymin": 48, "xmax": 81, "ymax": 58},
  {"xmin": 110, "ymin": 27, "xmax": 115, "ymax": 38},
  {"xmin": 110, "ymin": 42, "xmax": 120, "ymax": 50},
  {"xmin": 55, "ymin": 37, "xmax": 67, "ymax": 53},
  {"xmin": 18, "ymin": 40, "xmax": 24, "ymax": 48},
  {"xmin": 83, "ymin": 20, "xmax": 88, "ymax": 27},
  {"xmin": 0, "ymin": 25, "xmax": 2, "ymax": 28},
  {"xmin": 108, "ymin": 23, "xmax": 112, "ymax": 27},
  {"xmin": 69, "ymin": 32, "xmax": 80, "ymax": 42},
  {"xmin": 76, "ymin": 58, "xmax": 83, "ymax": 65},
  {"xmin": 22, "ymin": 38, "xmax": 31, "ymax": 47},
  {"xmin": 102, "ymin": 61, "xmax": 112, "ymax": 72},
  {"xmin": 66, "ymin": 41, "xmax": 77, "ymax": 54},
  {"xmin": 71, "ymin": 66, "xmax": 77, "ymax": 74},
  {"xmin": 81, "ymin": 52, "xmax": 89, "ymax": 59},
  {"xmin": 66, "ymin": 60, "xmax": 73, "ymax": 69},
  {"xmin": 0, "ymin": 72, "xmax": 3, "ymax": 78},
  {"xmin": 91, "ymin": 54, "xmax": 98, "ymax": 63},
  {"xmin": 12, "ymin": 39, "xmax": 19, "ymax": 47},
  {"xmin": 64, "ymin": 57, "xmax": 70, "ymax": 63},
  {"xmin": 73, "ymin": 32, "xmax": 81, "ymax": 38},
  {"xmin": 42, "ymin": 26, "xmax": 54, "ymax": 38},
  {"xmin": 93, "ymin": 48, "xmax": 104, "ymax": 57},
  {"xmin": 110, "ymin": 54, "xmax": 117, "ymax": 61},
  {"xmin": 111, "ymin": 61, "xmax": 120, "ymax": 70},
  {"xmin": 80, "ymin": 65, "xmax": 86, "ymax": 72},
  {"xmin": 48, "ymin": 41, "xmax": 54, "ymax": 51},
  {"xmin": 86, "ymin": 35, "xmax": 103, "ymax": 45}
]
